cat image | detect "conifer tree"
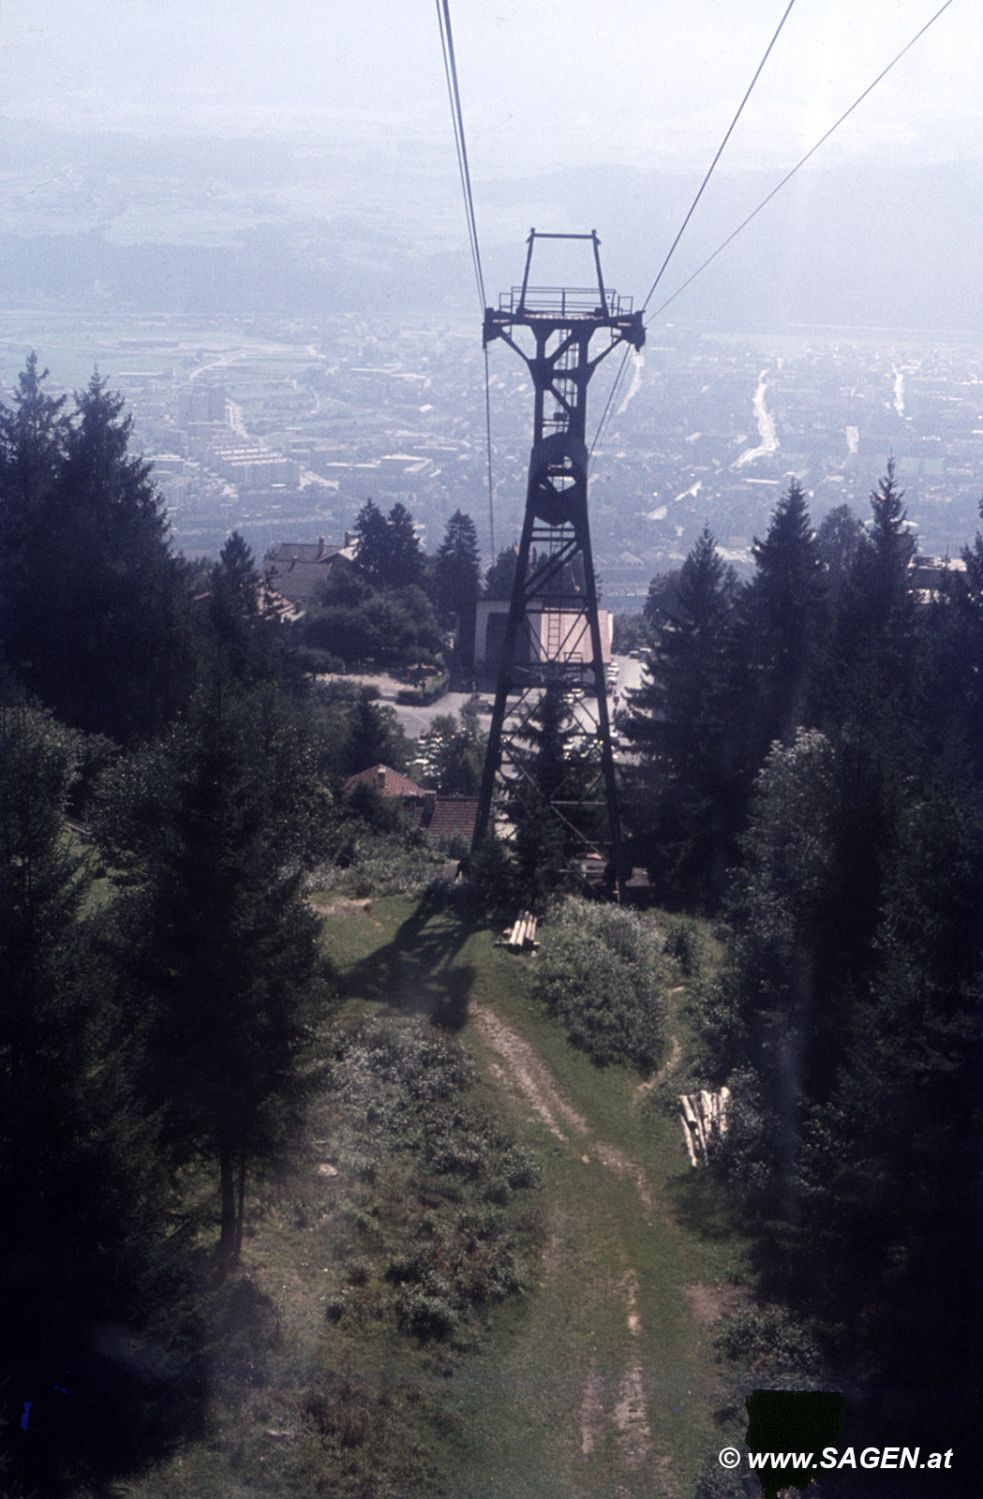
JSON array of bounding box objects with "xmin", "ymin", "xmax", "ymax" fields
[
  {"xmin": 352, "ymin": 498, "xmax": 424, "ymax": 590},
  {"xmin": 96, "ymin": 682, "xmax": 327, "ymax": 1271},
  {"xmin": 0, "ymin": 704, "xmax": 184, "ymax": 1476},
  {"xmin": 820, "ymin": 459, "xmax": 918, "ymax": 732},
  {"xmin": 643, "ymin": 568, "xmax": 682, "ymax": 631},
  {"xmin": 434, "ymin": 509, "xmax": 481, "ymax": 668},
  {"xmin": 789, "ymin": 772, "xmax": 983, "ymax": 1441},
  {"xmin": 508, "ymin": 682, "xmax": 592, "ymax": 907},
  {"xmin": 742, "ymin": 478, "xmax": 825, "ymax": 757},
  {"xmin": 919, "ymin": 496, "xmax": 983, "ymax": 782},
  {"xmin": 484, "ymin": 544, "xmax": 519, "ymax": 600},
  {"xmin": 207, "ymin": 530, "xmax": 280, "ymax": 684},
  {"xmin": 344, "ymin": 692, "xmax": 409, "ymax": 776},
  {"xmin": 707, "ymin": 729, "xmax": 842, "ymax": 1192},
  {"xmin": 351, "ymin": 498, "xmax": 390, "ymax": 586},
  {"xmin": 384, "ymin": 501, "xmax": 425, "ymax": 589},
  {"xmin": 0, "ymin": 362, "xmax": 191, "ymax": 742},
  {"xmin": 0, "ymin": 355, "xmax": 70, "ymax": 693},
  {"xmin": 627, "ymin": 526, "xmax": 740, "ymax": 904}
]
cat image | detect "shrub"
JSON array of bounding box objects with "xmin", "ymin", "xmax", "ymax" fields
[
  {"xmin": 325, "ymin": 1295, "xmax": 346, "ymax": 1324},
  {"xmin": 717, "ymin": 1304, "xmax": 823, "ymax": 1377},
  {"xmin": 310, "ymin": 824, "xmax": 443, "ymax": 898},
  {"xmin": 395, "ymin": 1286, "xmax": 459, "ymax": 1341},
  {"xmin": 456, "ymin": 836, "xmax": 517, "ymax": 917},
  {"xmin": 662, "ymin": 918, "xmax": 706, "ymax": 977},
  {"xmin": 535, "ymin": 898, "xmax": 666, "ymax": 1070},
  {"xmin": 325, "ymin": 1019, "xmax": 539, "ymax": 1346},
  {"xmin": 344, "ymin": 1255, "xmax": 372, "ymax": 1287}
]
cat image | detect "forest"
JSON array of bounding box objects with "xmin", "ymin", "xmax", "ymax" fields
[{"xmin": 1, "ymin": 357, "xmax": 980, "ymax": 1497}]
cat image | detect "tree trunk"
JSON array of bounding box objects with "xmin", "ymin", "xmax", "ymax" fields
[
  {"xmin": 235, "ymin": 1147, "xmax": 248, "ymax": 1259},
  {"xmin": 218, "ymin": 1139, "xmax": 238, "ymax": 1274}
]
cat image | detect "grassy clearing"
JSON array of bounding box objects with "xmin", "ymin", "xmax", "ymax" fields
[
  {"xmin": 319, "ymin": 894, "xmax": 747, "ymax": 1495},
  {"xmin": 120, "ymin": 896, "xmax": 746, "ymax": 1499},
  {"xmin": 447, "ymin": 914, "xmax": 747, "ymax": 1498}
]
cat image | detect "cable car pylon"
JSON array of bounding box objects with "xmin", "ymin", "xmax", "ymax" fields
[{"xmin": 471, "ymin": 229, "xmax": 645, "ymax": 899}]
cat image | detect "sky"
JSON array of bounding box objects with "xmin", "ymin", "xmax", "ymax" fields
[
  {"xmin": 1, "ymin": 0, "xmax": 980, "ymax": 175},
  {"xmin": 0, "ymin": 0, "xmax": 979, "ymax": 329}
]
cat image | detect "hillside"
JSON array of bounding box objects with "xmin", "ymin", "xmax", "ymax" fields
[{"xmin": 118, "ymin": 895, "xmax": 745, "ymax": 1499}]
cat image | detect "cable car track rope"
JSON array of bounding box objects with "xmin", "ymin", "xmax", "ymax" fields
[
  {"xmin": 589, "ymin": 0, "xmax": 800, "ymax": 463},
  {"xmin": 648, "ymin": 0, "xmax": 957, "ymax": 322},
  {"xmin": 436, "ymin": 0, "xmax": 496, "ymax": 552},
  {"xmin": 590, "ymin": 0, "xmax": 957, "ymax": 462},
  {"xmin": 436, "ymin": 0, "xmax": 959, "ymax": 547}
]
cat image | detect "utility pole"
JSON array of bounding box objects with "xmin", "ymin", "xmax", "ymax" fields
[{"xmin": 471, "ymin": 230, "xmax": 644, "ymax": 898}]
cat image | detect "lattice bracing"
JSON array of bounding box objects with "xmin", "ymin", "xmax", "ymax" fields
[{"xmin": 472, "ymin": 231, "xmax": 645, "ymax": 897}]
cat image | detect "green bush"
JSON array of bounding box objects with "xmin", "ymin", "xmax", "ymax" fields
[
  {"xmin": 396, "ymin": 1285, "xmax": 459, "ymax": 1341},
  {"xmin": 324, "ymin": 1294, "xmax": 346, "ymax": 1324},
  {"xmin": 662, "ymin": 918, "xmax": 706, "ymax": 976},
  {"xmin": 310, "ymin": 823, "xmax": 443, "ymax": 898},
  {"xmin": 344, "ymin": 1255, "xmax": 372, "ymax": 1287},
  {"xmin": 324, "ymin": 1019, "xmax": 539, "ymax": 1346},
  {"xmin": 716, "ymin": 1303, "xmax": 823, "ymax": 1377},
  {"xmin": 535, "ymin": 898, "xmax": 666, "ymax": 1070}
]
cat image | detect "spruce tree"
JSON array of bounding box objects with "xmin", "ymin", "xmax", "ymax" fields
[
  {"xmin": 344, "ymin": 692, "xmax": 409, "ymax": 776},
  {"xmin": 0, "ymin": 704, "xmax": 185, "ymax": 1479},
  {"xmin": 742, "ymin": 477, "xmax": 825, "ymax": 758},
  {"xmin": 919, "ymin": 497, "xmax": 983, "ymax": 782},
  {"xmin": 434, "ymin": 509, "xmax": 481, "ymax": 668},
  {"xmin": 207, "ymin": 530, "xmax": 280, "ymax": 684},
  {"xmin": 384, "ymin": 501, "xmax": 425, "ymax": 589},
  {"xmin": 0, "ymin": 362, "xmax": 191, "ymax": 742},
  {"xmin": 0, "ymin": 355, "xmax": 70, "ymax": 697},
  {"xmin": 820, "ymin": 459, "xmax": 918, "ymax": 733},
  {"xmin": 351, "ymin": 498, "xmax": 391, "ymax": 586},
  {"xmin": 642, "ymin": 568, "xmax": 682, "ymax": 632},
  {"xmin": 790, "ymin": 772, "xmax": 983, "ymax": 1445},
  {"xmin": 484, "ymin": 544, "xmax": 519, "ymax": 600},
  {"xmin": 508, "ymin": 682, "xmax": 592, "ymax": 907},
  {"xmin": 627, "ymin": 526, "xmax": 740, "ymax": 905},
  {"xmin": 95, "ymin": 681, "xmax": 327, "ymax": 1271}
]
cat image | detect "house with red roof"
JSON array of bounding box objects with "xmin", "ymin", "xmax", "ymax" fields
[{"xmin": 343, "ymin": 765, "xmax": 478, "ymax": 845}]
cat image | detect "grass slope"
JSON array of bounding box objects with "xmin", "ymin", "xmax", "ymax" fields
[
  {"xmin": 323, "ymin": 895, "xmax": 747, "ymax": 1497},
  {"xmin": 119, "ymin": 895, "xmax": 745, "ymax": 1499}
]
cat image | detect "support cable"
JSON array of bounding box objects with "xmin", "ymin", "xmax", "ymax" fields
[
  {"xmin": 436, "ymin": 0, "xmax": 484, "ymax": 309},
  {"xmin": 643, "ymin": 0, "xmax": 798, "ymax": 315},
  {"xmin": 649, "ymin": 0, "xmax": 958, "ymax": 320},
  {"xmin": 483, "ymin": 345, "xmax": 496, "ymax": 556},
  {"xmin": 435, "ymin": 0, "xmax": 496, "ymax": 554},
  {"xmin": 589, "ymin": 0, "xmax": 799, "ymax": 463}
]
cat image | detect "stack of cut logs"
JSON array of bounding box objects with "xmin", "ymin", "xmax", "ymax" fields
[
  {"xmin": 498, "ymin": 911, "xmax": 539, "ymax": 953},
  {"xmin": 678, "ymin": 1087, "xmax": 731, "ymax": 1168}
]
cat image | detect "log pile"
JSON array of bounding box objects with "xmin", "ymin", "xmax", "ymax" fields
[
  {"xmin": 496, "ymin": 910, "xmax": 540, "ymax": 953},
  {"xmin": 678, "ymin": 1087, "xmax": 731, "ymax": 1168}
]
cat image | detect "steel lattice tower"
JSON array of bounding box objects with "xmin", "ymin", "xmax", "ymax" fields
[{"xmin": 471, "ymin": 230, "xmax": 645, "ymax": 897}]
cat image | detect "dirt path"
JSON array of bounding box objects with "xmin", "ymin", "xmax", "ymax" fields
[
  {"xmin": 468, "ymin": 1003, "xmax": 690, "ymax": 1495},
  {"xmin": 637, "ymin": 1033, "xmax": 683, "ymax": 1095},
  {"xmin": 476, "ymin": 1005, "xmax": 591, "ymax": 1144},
  {"xmin": 472, "ymin": 1003, "xmax": 654, "ymax": 1214}
]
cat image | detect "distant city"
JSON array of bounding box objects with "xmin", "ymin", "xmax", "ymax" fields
[{"xmin": 2, "ymin": 309, "xmax": 980, "ymax": 611}]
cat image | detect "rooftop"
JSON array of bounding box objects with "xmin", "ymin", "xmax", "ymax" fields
[{"xmin": 344, "ymin": 764, "xmax": 427, "ymax": 799}]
